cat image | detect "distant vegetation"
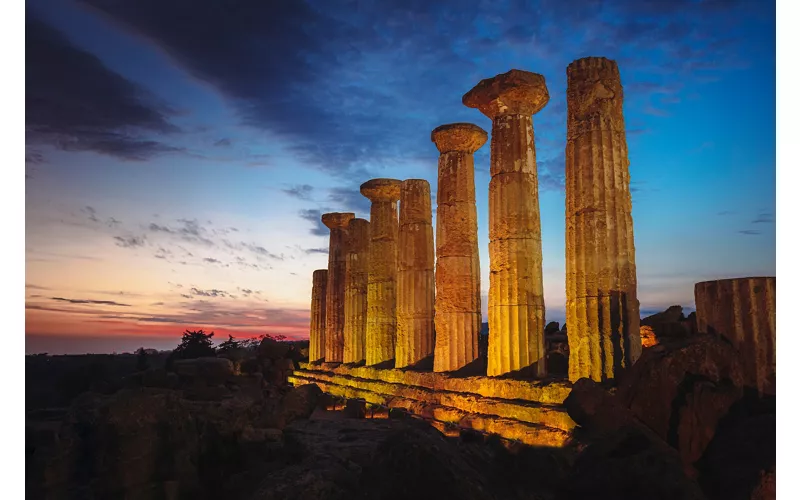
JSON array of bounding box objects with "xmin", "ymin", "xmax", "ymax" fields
[{"xmin": 26, "ymin": 330, "xmax": 306, "ymax": 411}]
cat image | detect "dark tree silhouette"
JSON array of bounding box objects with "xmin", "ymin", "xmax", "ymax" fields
[
  {"xmin": 217, "ymin": 335, "xmax": 240, "ymax": 354},
  {"xmin": 166, "ymin": 329, "xmax": 216, "ymax": 369},
  {"xmin": 135, "ymin": 347, "xmax": 150, "ymax": 371}
]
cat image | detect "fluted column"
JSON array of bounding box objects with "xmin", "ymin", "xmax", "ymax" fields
[
  {"xmin": 361, "ymin": 179, "xmax": 402, "ymax": 366},
  {"xmin": 565, "ymin": 57, "xmax": 641, "ymax": 382},
  {"xmin": 396, "ymin": 179, "xmax": 435, "ymax": 368},
  {"xmin": 309, "ymin": 269, "xmax": 328, "ymax": 362},
  {"xmin": 464, "ymin": 69, "xmax": 549, "ymax": 377},
  {"xmin": 322, "ymin": 212, "xmax": 355, "ymax": 363},
  {"xmin": 695, "ymin": 277, "xmax": 776, "ymax": 395},
  {"xmin": 430, "ymin": 123, "xmax": 487, "ymax": 372},
  {"xmin": 343, "ymin": 218, "xmax": 370, "ymax": 364}
]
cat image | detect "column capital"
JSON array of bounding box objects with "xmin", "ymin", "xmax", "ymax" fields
[
  {"xmin": 321, "ymin": 212, "xmax": 355, "ymax": 229},
  {"xmin": 431, "ymin": 123, "xmax": 488, "ymax": 154},
  {"xmin": 360, "ymin": 178, "xmax": 401, "ymax": 202},
  {"xmin": 463, "ymin": 69, "xmax": 549, "ymax": 119}
]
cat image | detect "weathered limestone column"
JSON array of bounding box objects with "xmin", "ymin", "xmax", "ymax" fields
[
  {"xmin": 308, "ymin": 269, "xmax": 328, "ymax": 362},
  {"xmin": 695, "ymin": 277, "xmax": 776, "ymax": 395},
  {"xmin": 343, "ymin": 218, "xmax": 370, "ymax": 364},
  {"xmin": 361, "ymin": 179, "xmax": 402, "ymax": 366},
  {"xmin": 463, "ymin": 69, "xmax": 548, "ymax": 377},
  {"xmin": 322, "ymin": 212, "xmax": 355, "ymax": 363},
  {"xmin": 430, "ymin": 123, "xmax": 487, "ymax": 372},
  {"xmin": 565, "ymin": 57, "xmax": 641, "ymax": 382},
  {"xmin": 396, "ymin": 179, "xmax": 435, "ymax": 368}
]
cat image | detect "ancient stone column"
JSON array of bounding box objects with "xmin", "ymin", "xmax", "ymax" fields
[
  {"xmin": 308, "ymin": 269, "xmax": 328, "ymax": 362},
  {"xmin": 695, "ymin": 277, "xmax": 776, "ymax": 395},
  {"xmin": 565, "ymin": 57, "xmax": 641, "ymax": 382},
  {"xmin": 430, "ymin": 123, "xmax": 487, "ymax": 372},
  {"xmin": 463, "ymin": 69, "xmax": 548, "ymax": 377},
  {"xmin": 396, "ymin": 179, "xmax": 435, "ymax": 368},
  {"xmin": 361, "ymin": 179, "xmax": 402, "ymax": 366},
  {"xmin": 343, "ymin": 218, "xmax": 370, "ymax": 364},
  {"xmin": 322, "ymin": 212, "xmax": 355, "ymax": 363}
]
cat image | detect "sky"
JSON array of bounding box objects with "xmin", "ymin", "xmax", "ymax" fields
[{"xmin": 24, "ymin": 0, "xmax": 776, "ymax": 354}]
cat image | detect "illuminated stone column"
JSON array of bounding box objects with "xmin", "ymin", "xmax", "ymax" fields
[
  {"xmin": 463, "ymin": 69, "xmax": 548, "ymax": 377},
  {"xmin": 308, "ymin": 269, "xmax": 328, "ymax": 362},
  {"xmin": 343, "ymin": 218, "xmax": 370, "ymax": 364},
  {"xmin": 361, "ymin": 178, "xmax": 402, "ymax": 366},
  {"xmin": 430, "ymin": 123, "xmax": 487, "ymax": 372},
  {"xmin": 695, "ymin": 277, "xmax": 776, "ymax": 395},
  {"xmin": 396, "ymin": 179, "xmax": 435, "ymax": 368},
  {"xmin": 565, "ymin": 57, "xmax": 641, "ymax": 382},
  {"xmin": 322, "ymin": 212, "xmax": 355, "ymax": 363}
]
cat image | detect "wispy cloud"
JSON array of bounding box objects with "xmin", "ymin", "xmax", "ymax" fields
[
  {"xmin": 738, "ymin": 229, "xmax": 762, "ymax": 236},
  {"xmin": 282, "ymin": 184, "xmax": 314, "ymax": 201},
  {"xmin": 50, "ymin": 297, "xmax": 131, "ymax": 306},
  {"xmin": 114, "ymin": 235, "xmax": 147, "ymax": 248}
]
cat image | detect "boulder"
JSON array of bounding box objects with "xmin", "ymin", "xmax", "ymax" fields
[
  {"xmin": 641, "ymin": 305, "xmax": 692, "ymax": 340},
  {"xmin": 173, "ymin": 357, "xmax": 234, "ymax": 385},
  {"xmin": 557, "ymin": 424, "xmax": 707, "ymax": 500},
  {"xmin": 615, "ymin": 334, "xmax": 744, "ymax": 469},
  {"xmin": 640, "ymin": 325, "xmax": 658, "ymax": 348},
  {"xmin": 279, "ymin": 384, "xmax": 322, "ymax": 426},
  {"xmin": 697, "ymin": 413, "xmax": 775, "ymax": 500}
]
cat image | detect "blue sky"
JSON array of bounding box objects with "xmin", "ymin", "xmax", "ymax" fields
[{"xmin": 25, "ymin": 0, "xmax": 775, "ymax": 353}]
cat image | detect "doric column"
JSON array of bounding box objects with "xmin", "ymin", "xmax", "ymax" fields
[
  {"xmin": 343, "ymin": 218, "xmax": 370, "ymax": 364},
  {"xmin": 695, "ymin": 277, "xmax": 776, "ymax": 395},
  {"xmin": 463, "ymin": 69, "xmax": 548, "ymax": 377},
  {"xmin": 308, "ymin": 269, "xmax": 328, "ymax": 362},
  {"xmin": 396, "ymin": 179, "xmax": 435, "ymax": 368},
  {"xmin": 430, "ymin": 123, "xmax": 487, "ymax": 372},
  {"xmin": 361, "ymin": 179, "xmax": 402, "ymax": 366},
  {"xmin": 322, "ymin": 212, "xmax": 355, "ymax": 363},
  {"xmin": 565, "ymin": 57, "xmax": 641, "ymax": 382}
]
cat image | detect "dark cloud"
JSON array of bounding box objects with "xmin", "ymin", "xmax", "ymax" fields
[
  {"xmin": 114, "ymin": 235, "xmax": 147, "ymax": 248},
  {"xmin": 50, "ymin": 297, "xmax": 131, "ymax": 306},
  {"xmin": 189, "ymin": 287, "xmax": 230, "ymax": 298},
  {"xmin": 148, "ymin": 219, "xmax": 215, "ymax": 246},
  {"xmin": 203, "ymin": 257, "xmax": 222, "ymax": 264},
  {"xmin": 303, "ymin": 247, "xmax": 328, "ymax": 255},
  {"xmin": 214, "ymin": 138, "xmax": 232, "ymax": 147},
  {"xmin": 282, "ymin": 184, "xmax": 314, "ymax": 201},
  {"xmin": 327, "ymin": 187, "xmax": 372, "ymax": 215},
  {"xmin": 25, "ymin": 14, "xmax": 181, "ymax": 160},
  {"xmin": 751, "ymin": 211, "xmax": 774, "ymax": 224},
  {"xmin": 738, "ymin": 229, "xmax": 762, "ymax": 235},
  {"xmin": 298, "ymin": 209, "xmax": 328, "ymax": 236}
]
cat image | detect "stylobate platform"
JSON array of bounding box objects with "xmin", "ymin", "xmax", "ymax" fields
[{"xmin": 288, "ymin": 362, "xmax": 575, "ymax": 447}]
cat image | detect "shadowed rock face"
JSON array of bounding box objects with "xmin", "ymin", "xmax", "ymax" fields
[
  {"xmin": 695, "ymin": 277, "xmax": 776, "ymax": 396},
  {"xmin": 309, "ymin": 269, "xmax": 328, "ymax": 362},
  {"xmin": 464, "ymin": 69, "xmax": 548, "ymax": 378},
  {"xmin": 395, "ymin": 179, "xmax": 435, "ymax": 368},
  {"xmin": 322, "ymin": 213, "xmax": 355, "ymax": 364},
  {"xmin": 361, "ymin": 178, "xmax": 402, "ymax": 366},
  {"xmin": 565, "ymin": 56, "xmax": 641, "ymax": 383},
  {"xmin": 431, "ymin": 123, "xmax": 487, "ymax": 373}
]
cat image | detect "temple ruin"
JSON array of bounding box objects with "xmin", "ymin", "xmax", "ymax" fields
[
  {"xmin": 343, "ymin": 218, "xmax": 370, "ymax": 364},
  {"xmin": 431, "ymin": 123, "xmax": 486, "ymax": 372},
  {"xmin": 396, "ymin": 179, "xmax": 435, "ymax": 368},
  {"xmin": 361, "ymin": 179, "xmax": 402, "ymax": 366},
  {"xmin": 322, "ymin": 212, "xmax": 355, "ymax": 363},
  {"xmin": 308, "ymin": 269, "xmax": 328, "ymax": 362},
  {"xmin": 565, "ymin": 57, "xmax": 642, "ymax": 382},
  {"xmin": 695, "ymin": 277, "xmax": 776, "ymax": 395},
  {"xmin": 293, "ymin": 58, "xmax": 776, "ymax": 447}
]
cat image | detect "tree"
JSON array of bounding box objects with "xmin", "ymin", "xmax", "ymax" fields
[
  {"xmin": 135, "ymin": 347, "xmax": 150, "ymax": 371},
  {"xmin": 167, "ymin": 330, "xmax": 216, "ymax": 370},
  {"xmin": 217, "ymin": 335, "xmax": 240, "ymax": 354}
]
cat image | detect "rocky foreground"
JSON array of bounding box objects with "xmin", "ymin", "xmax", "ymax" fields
[{"xmin": 27, "ymin": 328, "xmax": 774, "ymax": 500}]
